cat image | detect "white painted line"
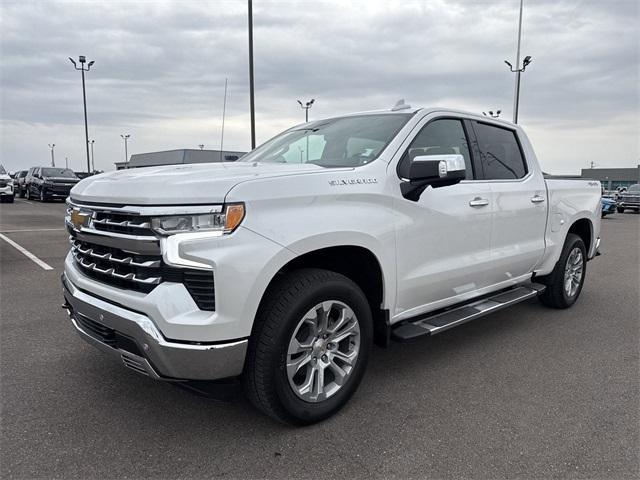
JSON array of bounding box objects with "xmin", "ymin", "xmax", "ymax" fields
[
  {"xmin": 0, "ymin": 228, "xmax": 65, "ymax": 233},
  {"xmin": 14, "ymin": 199, "xmax": 37, "ymax": 206},
  {"xmin": 0, "ymin": 233, "xmax": 54, "ymax": 270}
]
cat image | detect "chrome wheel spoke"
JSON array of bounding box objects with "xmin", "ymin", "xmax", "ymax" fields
[
  {"xmin": 286, "ymin": 353, "xmax": 312, "ymax": 377},
  {"xmin": 330, "ymin": 320, "xmax": 358, "ymax": 344},
  {"xmin": 328, "ymin": 360, "xmax": 348, "ymax": 385},
  {"xmin": 287, "ymin": 338, "xmax": 313, "ymax": 355},
  {"xmin": 564, "ymin": 247, "xmax": 584, "ymax": 297},
  {"xmin": 332, "ymin": 348, "xmax": 357, "ymax": 365}
]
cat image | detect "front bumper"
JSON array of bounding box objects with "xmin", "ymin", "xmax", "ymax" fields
[
  {"xmin": 618, "ymin": 201, "xmax": 640, "ymax": 209},
  {"xmin": 62, "ymin": 273, "xmax": 248, "ymax": 381}
]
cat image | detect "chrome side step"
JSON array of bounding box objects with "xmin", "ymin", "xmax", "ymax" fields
[{"xmin": 391, "ymin": 284, "xmax": 546, "ymax": 341}]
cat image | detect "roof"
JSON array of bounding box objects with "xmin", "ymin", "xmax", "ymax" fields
[{"xmin": 580, "ymin": 165, "xmax": 640, "ymax": 181}]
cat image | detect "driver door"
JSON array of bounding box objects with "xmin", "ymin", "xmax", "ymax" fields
[{"xmin": 393, "ymin": 117, "xmax": 495, "ymax": 319}]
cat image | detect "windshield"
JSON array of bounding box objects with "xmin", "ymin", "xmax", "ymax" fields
[
  {"xmin": 41, "ymin": 168, "xmax": 77, "ymax": 178},
  {"xmin": 240, "ymin": 114, "xmax": 412, "ymax": 168}
]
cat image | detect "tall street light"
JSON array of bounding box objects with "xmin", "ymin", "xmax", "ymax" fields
[
  {"xmin": 121, "ymin": 134, "xmax": 130, "ymax": 164},
  {"xmin": 504, "ymin": 0, "xmax": 531, "ymax": 124},
  {"xmin": 248, "ymin": 0, "xmax": 256, "ymax": 150},
  {"xmin": 48, "ymin": 144, "xmax": 56, "ymax": 167},
  {"xmin": 69, "ymin": 56, "xmax": 94, "ymax": 174},
  {"xmin": 297, "ymin": 99, "xmax": 315, "ymax": 122},
  {"xmin": 89, "ymin": 140, "xmax": 95, "ymax": 172}
]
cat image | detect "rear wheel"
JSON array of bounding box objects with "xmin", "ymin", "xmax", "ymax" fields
[
  {"xmin": 538, "ymin": 233, "xmax": 586, "ymax": 309},
  {"xmin": 243, "ymin": 268, "xmax": 372, "ymax": 425},
  {"xmin": 617, "ymin": 206, "xmax": 625, "ymax": 213},
  {"xmin": 25, "ymin": 187, "xmax": 31, "ymax": 200},
  {"xmin": 39, "ymin": 189, "xmax": 47, "ymax": 202}
]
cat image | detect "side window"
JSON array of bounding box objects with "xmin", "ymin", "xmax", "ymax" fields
[
  {"xmin": 398, "ymin": 119, "xmax": 473, "ymax": 179},
  {"xmin": 473, "ymin": 122, "xmax": 527, "ymax": 179}
]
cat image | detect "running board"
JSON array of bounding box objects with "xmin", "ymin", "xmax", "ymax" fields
[{"xmin": 391, "ymin": 284, "xmax": 546, "ymax": 341}]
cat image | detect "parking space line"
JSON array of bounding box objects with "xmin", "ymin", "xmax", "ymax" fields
[{"xmin": 0, "ymin": 233, "xmax": 54, "ymax": 270}]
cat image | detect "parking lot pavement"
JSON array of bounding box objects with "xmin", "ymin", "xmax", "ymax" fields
[{"xmin": 1, "ymin": 201, "xmax": 638, "ymax": 480}]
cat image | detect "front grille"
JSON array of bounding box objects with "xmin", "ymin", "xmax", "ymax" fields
[
  {"xmin": 71, "ymin": 238, "xmax": 215, "ymax": 310},
  {"xmin": 0, "ymin": 181, "xmax": 7, "ymax": 188},
  {"xmin": 92, "ymin": 211, "xmax": 154, "ymax": 236}
]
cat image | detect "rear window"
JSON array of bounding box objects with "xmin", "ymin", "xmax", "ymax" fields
[{"xmin": 474, "ymin": 123, "xmax": 527, "ymax": 180}]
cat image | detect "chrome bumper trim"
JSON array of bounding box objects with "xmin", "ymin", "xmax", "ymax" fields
[{"xmin": 61, "ymin": 273, "xmax": 247, "ymax": 381}]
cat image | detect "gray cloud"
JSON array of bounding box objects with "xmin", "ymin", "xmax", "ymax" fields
[{"xmin": 0, "ymin": 0, "xmax": 638, "ymax": 174}]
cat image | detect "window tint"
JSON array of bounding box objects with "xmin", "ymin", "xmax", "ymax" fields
[
  {"xmin": 473, "ymin": 123, "xmax": 526, "ymax": 179},
  {"xmin": 398, "ymin": 119, "xmax": 473, "ymax": 179}
]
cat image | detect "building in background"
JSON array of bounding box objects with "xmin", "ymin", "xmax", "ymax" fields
[
  {"xmin": 115, "ymin": 149, "xmax": 246, "ymax": 170},
  {"xmin": 581, "ymin": 165, "xmax": 640, "ymax": 191}
]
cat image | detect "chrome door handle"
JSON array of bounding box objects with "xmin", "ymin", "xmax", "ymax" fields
[
  {"xmin": 531, "ymin": 195, "xmax": 545, "ymax": 203},
  {"xmin": 469, "ymin": 197, "xmax": 489, "ymax": 207}
]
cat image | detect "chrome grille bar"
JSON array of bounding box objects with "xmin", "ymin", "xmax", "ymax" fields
[
  {"xmin": 72, "ymin": 241, "xmax": 160, "ymax": 268},
  {"xmin": 72, "ymin": 251, "xmax": 162, "ymax": 285}
]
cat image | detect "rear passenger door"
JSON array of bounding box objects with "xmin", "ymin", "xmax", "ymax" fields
[{"xmin": 469, "ymin": 121, "xmax": 547, "ymax": 282}]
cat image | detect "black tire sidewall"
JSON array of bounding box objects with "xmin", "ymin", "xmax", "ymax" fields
[{"xmin": 270, "ymin": 275, "xmax": 372, "ymax": 423}]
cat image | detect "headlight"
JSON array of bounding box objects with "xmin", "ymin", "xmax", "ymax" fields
[{"xmin": 150, "ymin": 203, "xmax": 245, "ymax": 235}]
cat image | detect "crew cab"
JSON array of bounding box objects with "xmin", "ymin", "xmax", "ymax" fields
[
  {"xmin": 616, "ymin": 184, "xmax": 640, "ymax": 213},
  {"xmin": 62, "ymin": 106, "xmax": 601, "ymax": 424},
  {"xmin": 25, "ymin": 167, "xmax": 80, "ymax": 202}
]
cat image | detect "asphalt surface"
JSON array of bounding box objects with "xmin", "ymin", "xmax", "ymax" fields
[{"xmin": 1, "ymin": 198, "xmax": 638, "ymax": 479}]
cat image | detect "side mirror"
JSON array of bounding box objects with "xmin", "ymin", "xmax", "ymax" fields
[{"xmin": 401, "ymin": 154, "xmax": 466, "ymax": 201}]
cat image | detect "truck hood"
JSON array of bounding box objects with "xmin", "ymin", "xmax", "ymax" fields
[{"xmin": 70, "ymin": 162, "xmax": 334, "ymax": 205}]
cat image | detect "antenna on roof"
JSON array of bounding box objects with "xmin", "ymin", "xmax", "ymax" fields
[{"xmin": 391, "ymin": 99, "xmax": 411, "ymax": 111}]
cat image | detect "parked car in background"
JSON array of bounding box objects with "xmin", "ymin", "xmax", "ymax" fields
[
  {"xmin": 62, "ymin": 106, "xmax": 602, "ymax": 424},
  {"xmin": 617, "ymin": 184, "xmax": 640, "ymax": 213},
  {"xmin": 25, "ymin": 167, "xmax": 80, "ymax": 201},
  {"xmin": 13, "ymin": 170, "xmax": 28, "ymax": 197},
  {"xmin": 601, "ymin": 197, "xmax": 617, "ymax": 217},
  {"xmin": 0, "ymin": 164, "xmax": 14, "ymax": 203}
]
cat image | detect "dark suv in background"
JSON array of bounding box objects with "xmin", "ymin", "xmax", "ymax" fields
[
  {"xmin": 13, "ymin": 170, "xmax": 28, "ymax": 197},
  {"xmin": 25, "ymin": 167, "xmax": 80, "ymax": 202},
  {"xmin": 617, "ymin": 184, "xmax": 640, "ymax": 213}
]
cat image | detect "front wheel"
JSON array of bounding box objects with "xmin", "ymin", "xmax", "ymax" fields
[
  {"xmin": 617, "ymin": 206, "xmax": 625, "ymax": 213},
  {"xmin": 39, "ymin": 189, "xmax": 47, "ymax": 202},
  {"xmin": 538, "ymin": 233, "xmax": 587, "ymax": 309},
  {"xmin": 243, "ymin": 268, "xmax": 373, "ymax": 425}
]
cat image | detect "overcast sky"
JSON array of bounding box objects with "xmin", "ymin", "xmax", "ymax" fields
[{"xmin": 1, "ymin": 0, "xmax": 638, "ymax": 174}]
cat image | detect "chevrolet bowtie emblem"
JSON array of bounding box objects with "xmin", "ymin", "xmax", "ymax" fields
[{"xmin": 70, "ymin": 209, "xmax": 91, "ymax": 230}]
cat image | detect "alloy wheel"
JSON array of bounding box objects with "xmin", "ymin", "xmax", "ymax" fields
[
  {"xmin": 286, "ymin": 300, "xmax": 361, "ymax": 403},
  {"xmin": 564, "ymin": 247, "xmax": 583, "ymax": 298}
]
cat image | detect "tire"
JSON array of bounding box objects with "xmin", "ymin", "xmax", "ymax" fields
[
  {"xmin": 39, "ymin": 189, "xmax": 46, "ymax": 202},
  {"xmin": 243, "ymin": 268, "xmax": 373, "ymax": 425},
  {"xmin": 538, "ymin": 233, "xmax": 587, "ymax": 309},
  {"xmin": 617, "ymin": 207, "xmax": 625, "ymax": 213},
  {"xmin": 25, "ymin": 187, "xmax": 31, "ymax": 200},
  {"xmin": 6, "ymin": 195, "xmax": 14, "ymax": 203}
]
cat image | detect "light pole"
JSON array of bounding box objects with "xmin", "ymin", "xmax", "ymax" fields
[
  {"xmin": 504, "ymin": 0, "xmax": 531, "ymax": 124},
  {"xmin": 65, "ymin": 157, "xmax": 69, "ymax": 169},
  {"xmin": 121, "ymin": 134, "xmax": 130, "ymax": 164},
  {"xmin": 48, "ymin": 144, "xmax": 56, "ymax": 167},
  {"xmin": 89, "ymin": 140, "xmax": 95, "ymax": 172},
  {"xmin": 69, "ymin": 56, "xmax": 94, "ymax": 174},
  {"xmin": 248, "ymin": 0, "xmax": 256, "ymax": 149},
  {"xmin": 297, "ymin": 99, "xmax": 315, "ymax": 122},
  {"xmin": 198, "ymin": 144, "xmax": 205, "ymax": 150}
]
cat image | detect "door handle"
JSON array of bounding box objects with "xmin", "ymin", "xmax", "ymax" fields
[
  {"xmin": 469, "ymin": 197, "xmax": 489, "ymax": 207},
  {"xmin": 531, "ymin": 195, "xmax": 545, "ymax": 204}
]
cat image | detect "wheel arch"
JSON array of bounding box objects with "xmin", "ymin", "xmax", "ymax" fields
[{"xmin": 257, "ymin": 244, "xmax": 391, "ymax": 347}]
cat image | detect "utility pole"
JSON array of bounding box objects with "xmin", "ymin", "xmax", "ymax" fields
[
  {"xmin": 220, "ymin": 77, "xmax": 228, "ymax": 162},
  {"xmin": 89, "ymin": 140, "xmax": 95, "ymax": 172},
  {"xmin": 69, "ymin": 56, "xmax": 94, "ymax": 174},
  {"xmin": 504, "ymin": 0, "xmax": 532, "ymax": 124},
  {"xmin": 121, "ymin": 134, "xmax": 130, "ymax": 164},
  {"xmin": 248, "ymin": 0, "xmax": 256, "ymax": 149},
  {"xmin": 65, "ymin": 157, "xmax": 69, "ymax": 169},
  {"xmin": 48, "ymin": 144, "xmax": 56, "ymax": 167}
]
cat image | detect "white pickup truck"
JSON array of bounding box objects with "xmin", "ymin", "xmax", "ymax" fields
[{"xmin": 62, "ymin": 106, "xmax": 601, "ymax": 424}]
